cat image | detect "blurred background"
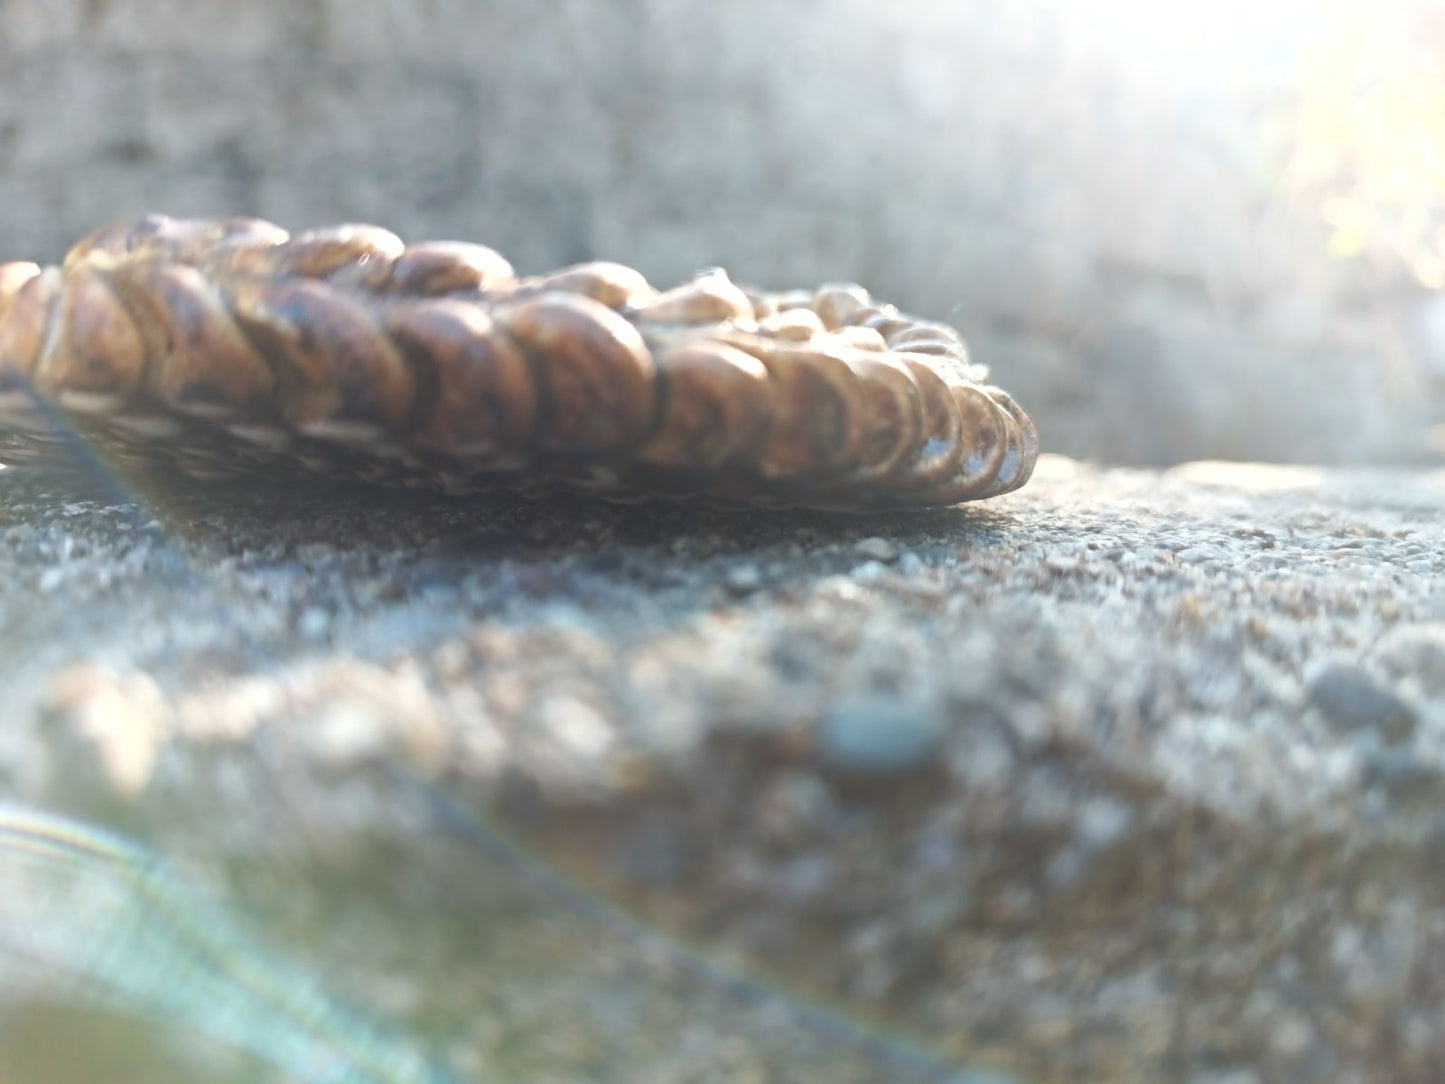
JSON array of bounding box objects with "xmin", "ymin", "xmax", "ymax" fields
[{"xmin": 4, "ymin": 0, "xmax": 1445, "ymax": 469}]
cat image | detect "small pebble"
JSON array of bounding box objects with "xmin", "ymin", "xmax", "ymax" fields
[
  {"xmin": 1307, "ymin": 664, "xmax": 1417, "ymax": 745},
  {"xmin": 853, "ymin": 537, "xmax": 899, "ymax": 563},
  {"xmin": 724, "ymin": 564, "xmax": 762, "ymax": 595},
  {"xmin": 818, "ymin": 697, "xmax": 944, "ymax": 773}
]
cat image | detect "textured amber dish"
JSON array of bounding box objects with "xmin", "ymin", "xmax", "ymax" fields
[{"xmin": 0, "ymin": 216, "xmax": 1037, "ymax": 508}]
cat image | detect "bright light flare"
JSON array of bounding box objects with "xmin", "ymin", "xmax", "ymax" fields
[{"xmin": 1061, "ymin": 0, "xmax": 1445, "ymax": 288}]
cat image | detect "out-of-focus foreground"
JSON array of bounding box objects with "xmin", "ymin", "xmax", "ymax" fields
[{"xmin": 2, "ymin": 0, "xmax": 1444, "ymax": 467}]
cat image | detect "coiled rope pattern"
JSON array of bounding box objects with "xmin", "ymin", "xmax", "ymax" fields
[{"xmin": 0, "ymin": 215, "xmax": 1036, "ymax": 508}]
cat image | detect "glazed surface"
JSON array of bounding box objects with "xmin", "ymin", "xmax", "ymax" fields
[{"xmin": 0, "ymin": 216, "xmax": 1037, "ymax": 507}]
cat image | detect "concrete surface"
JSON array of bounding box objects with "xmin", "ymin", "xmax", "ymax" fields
[{"xmin": 1, "ymin": 453, "xmax": 1442, "ymax": 1083}]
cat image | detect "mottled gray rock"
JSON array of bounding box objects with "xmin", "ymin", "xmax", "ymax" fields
[{"xmin": 1, "ymin": 454, "xmax": 1442, "ymax": 1083}]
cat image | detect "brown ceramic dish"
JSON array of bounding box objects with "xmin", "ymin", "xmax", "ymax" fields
[{"xmin": 0, "ymin": 215, "xmax": 1037, "ymax": 508}]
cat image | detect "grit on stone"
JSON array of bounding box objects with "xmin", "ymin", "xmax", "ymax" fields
[{"xmin": 1, "ymin": 454, "xmax": 1443, "ymax": 1084}]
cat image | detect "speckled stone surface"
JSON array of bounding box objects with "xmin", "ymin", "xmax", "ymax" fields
[{"xmin": 2, "ymin": 454, "xmax": 1443, "ymax": 1083}]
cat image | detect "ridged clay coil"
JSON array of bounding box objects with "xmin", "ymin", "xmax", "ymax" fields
[{"xmin": 0, "ymin": 215, "xmax": 1038, "ymax": 508}]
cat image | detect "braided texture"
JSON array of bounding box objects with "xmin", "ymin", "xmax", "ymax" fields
[{"xmin": 0, "ymin": 215, "xmax": 1037, "ymax": 508}]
